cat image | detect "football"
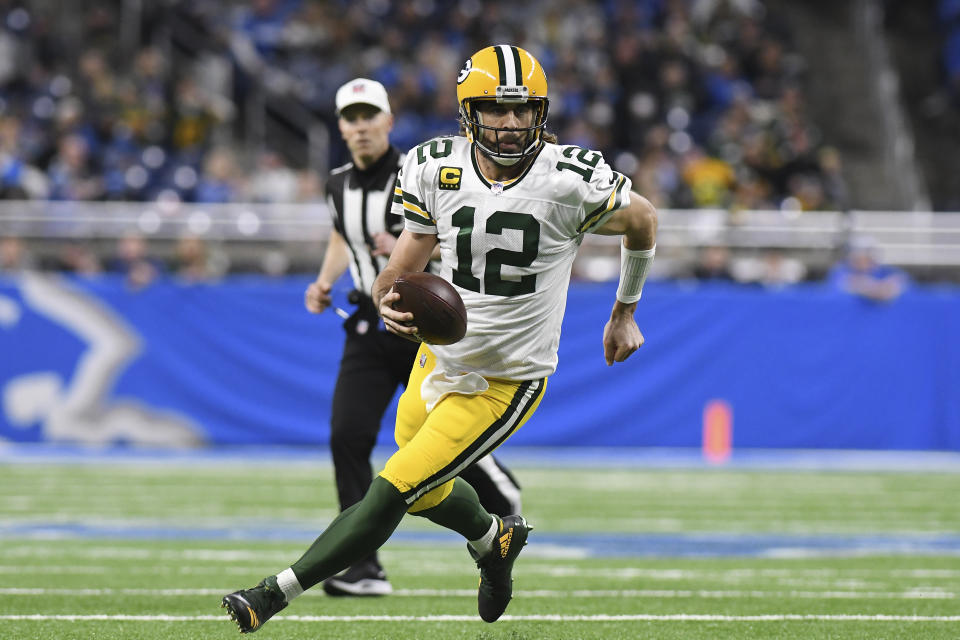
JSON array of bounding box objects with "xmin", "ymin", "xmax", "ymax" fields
[{"xmin": 392, "ymin": 272, "xmax": 467, "ymax": 345}]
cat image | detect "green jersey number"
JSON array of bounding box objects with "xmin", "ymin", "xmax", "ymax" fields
[
  {"xmin": 555, "ymin": 145, "xmax": 601, "ymax": 182},
  {"xmin": 451, "ymin": 206, "xmax": 540, "ymax": 296},
  {"xmin": 415, "ymin": 138, "xmax": 453, "ymax": 165}
]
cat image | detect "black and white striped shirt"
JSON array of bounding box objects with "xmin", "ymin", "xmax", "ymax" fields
[{"xmin": 325, "ymin": 146, "xmax": 406, "ymax": 297}]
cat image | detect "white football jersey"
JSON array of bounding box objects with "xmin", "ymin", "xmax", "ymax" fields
[{"xmin": 395, "ymin": 136, "xmax": 631, "ymax": 380}]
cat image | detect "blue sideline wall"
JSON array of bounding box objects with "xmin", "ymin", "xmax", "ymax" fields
[{"xmin": 1, "ymin": 274, "xmax": 957, "ymax": 451}]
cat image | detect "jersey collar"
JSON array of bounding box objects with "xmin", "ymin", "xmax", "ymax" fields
[{"xmin": 470, "ymin": 142, "xmax": 543, "ymax": 192}]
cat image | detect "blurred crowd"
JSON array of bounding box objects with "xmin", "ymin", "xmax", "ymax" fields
[
  {"xmin": 941, "ymin": 0, "xmax": 960, "ymax": 104},
  {"xmin": 0, "ymin": 232, "xmax": 232, "ymax": 286},
  {"xmin": 2, "ymin": 228, "xmax": 912, "ymax": 300},
  {"xmin": 0, "ymin": 0, "xmax": 847, "ymax": 214},
  {"xmin": 219, "ymin": 0, "xmax": 850, "ymax": 211},
  {"xmin": 0, "ymin": 0, "xmax": 322, "ymax": 204},
  {"xmin": 0, "ymin": 0, "xmax": 880, "ymax": 286}
]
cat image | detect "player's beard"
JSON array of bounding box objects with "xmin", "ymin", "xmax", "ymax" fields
[{"xmin": 483, "ymin": 131, "xmax": 531, "ymax": 166}]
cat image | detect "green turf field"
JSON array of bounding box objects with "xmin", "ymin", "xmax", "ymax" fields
[{"xmin": 1, "ymin": 455, "xmax": 958, "ymax": 639}]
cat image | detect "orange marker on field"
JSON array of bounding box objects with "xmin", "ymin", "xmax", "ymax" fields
[{"xmin": 702, "ymin": 399, "xmax": 733, "ymax": 464}]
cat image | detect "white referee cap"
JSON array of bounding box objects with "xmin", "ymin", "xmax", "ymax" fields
[{"xmin": 335, "ymin": 78, "xmax": 392, "ymax": 116}]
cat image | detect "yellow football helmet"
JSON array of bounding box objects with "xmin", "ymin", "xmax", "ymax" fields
[{"xmin": 456, "ymin": 44, "xmax": 549, "ymax": 164}]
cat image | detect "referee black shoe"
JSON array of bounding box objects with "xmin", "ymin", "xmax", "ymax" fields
[
  {"xmin": 467, "ymin": 514, "xmax": 532, "ymax": 622},
  {"xmin": 322, "ymin": 561, "xmax": 393, "ymax": 597},
  {"xmin": 221, "ymin": 576, "xmax": 287, "ymax": 633}
]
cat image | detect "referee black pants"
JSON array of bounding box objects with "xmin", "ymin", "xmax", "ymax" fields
[{"xmin": 329, "ymin": 325, "xmax": 417, "ymax": 515}]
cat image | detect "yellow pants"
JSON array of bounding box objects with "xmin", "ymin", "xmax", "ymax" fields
[{"xmin": 379, "ymin": 344, "xmax": 546, "ymax": 512}]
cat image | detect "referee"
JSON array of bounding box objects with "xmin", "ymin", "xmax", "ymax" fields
[{"xmin": 305, "ymin": 78, "xmax": 522, "ymax": 597}]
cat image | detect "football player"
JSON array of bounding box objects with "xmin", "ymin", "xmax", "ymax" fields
[
  {"xmin": 304, "ymin": 77, "xmax": 523, "ymax": 598},
  {"xmin": 221, "ymin": 44, "xmax": 657, "ymax": 632}
]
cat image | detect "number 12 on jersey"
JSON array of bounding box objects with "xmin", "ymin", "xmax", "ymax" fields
[{"xmin": 451, "ymin": 205, "xmax": 540, "ymax": 297}]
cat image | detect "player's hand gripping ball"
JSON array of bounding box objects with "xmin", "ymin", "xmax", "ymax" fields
[{"xmin": 392, "ymin": 272, "xmax": 467, "ymax": 345}]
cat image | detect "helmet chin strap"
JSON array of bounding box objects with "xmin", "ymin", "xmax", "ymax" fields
[{"xmin": 488, "ymin": 152, "xmax": 523, "ymax": 167}]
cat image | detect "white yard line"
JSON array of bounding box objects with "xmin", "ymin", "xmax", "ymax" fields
[
  {"xmin": 2, "ymin": 613, "xmax": 959, "ymax": 622},
  {"xmin": 1, "ymin": 587, "xmax": 955, "ymax": 599},
  {"xmin": 5, "ymin": 556, "xmax": 960, "ymax": 583}
]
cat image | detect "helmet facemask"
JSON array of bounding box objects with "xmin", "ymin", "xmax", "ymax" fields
[{"xmin": 460, "ymin": 96, "xmax": 549, "ymax": 166}]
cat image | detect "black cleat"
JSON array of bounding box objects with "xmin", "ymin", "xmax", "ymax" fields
[
  {"xmin": 467, "ymin": 514, "xmax": 532, "ymax": 623},
  {"xmin": 323, "ymin": 562, "xmax": 393, "ymax": 597},
  {"xmin": 221, "ymin": 576, "xmax": 288, "ymax": 633}
]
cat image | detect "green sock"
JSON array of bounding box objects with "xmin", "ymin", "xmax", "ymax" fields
[
  {"xmin": 412, "ymin": 477, "xmax": 493, "ymax": 540},
  {"xmin": 290, "ymin": 477, "xmax": 407, "ymax": 590}
]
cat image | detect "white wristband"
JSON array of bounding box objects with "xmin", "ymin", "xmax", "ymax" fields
[{"xmin": 616, "ymin": 243, "xmax": 655, "ymax": 304}]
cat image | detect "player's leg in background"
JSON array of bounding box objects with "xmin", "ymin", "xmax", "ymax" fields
[{"xmin": 458, "ymin": 454, "xmax": 522, "ymax": 516}]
